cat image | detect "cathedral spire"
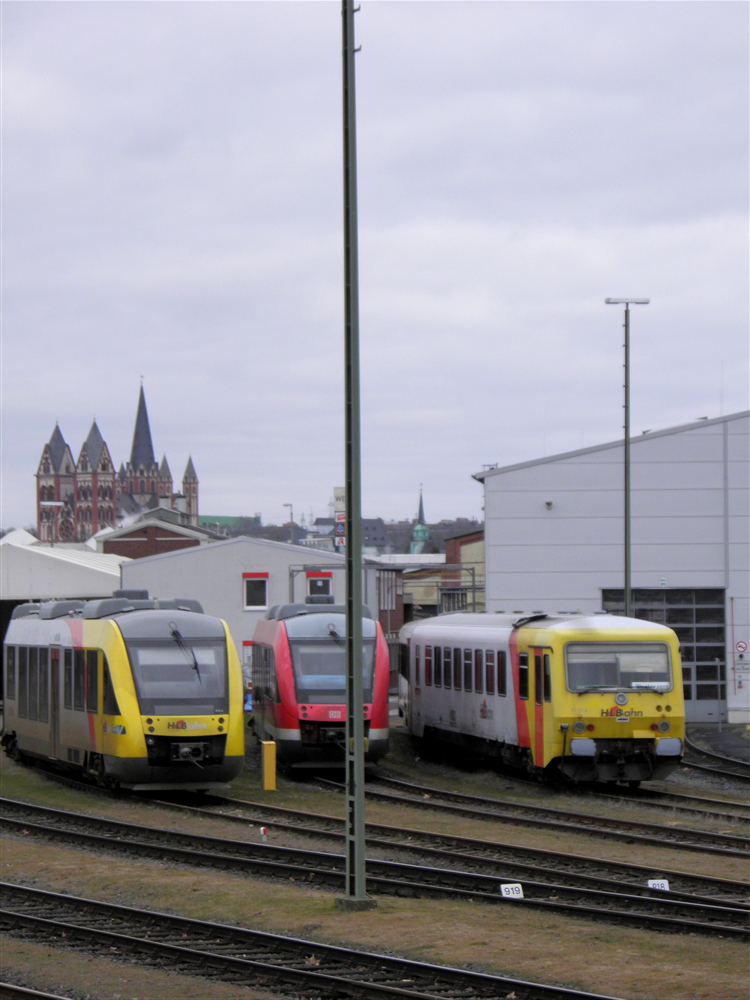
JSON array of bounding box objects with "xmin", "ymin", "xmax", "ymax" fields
[
  {"xmin": 417, "ymin": 486, "xmax": 426, "ymax": 525},
  {"xmin": 130, "ymin": 385, "xmax": 155, "ymax": 470}
]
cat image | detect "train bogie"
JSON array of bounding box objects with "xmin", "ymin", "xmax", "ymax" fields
[
  {"xmin": 3, "ymin": 598, "xmax": 245, "ymax": 791},
  {"xmin": 400, "ymin": 612, "xmax": 685, "ymax": 785}
]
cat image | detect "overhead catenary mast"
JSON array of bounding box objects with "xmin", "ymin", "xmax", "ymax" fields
[{"xmin": 337, "ymin": 0, "xmax": 375, "ymax": 911}]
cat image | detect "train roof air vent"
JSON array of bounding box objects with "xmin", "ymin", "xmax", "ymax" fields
[
  {"xmin": 11, "ymin": 603, "xmax": 41, "ymax": 620},
  {"xmin": 156, "ymin": 598, "xmax": 204, "ymax": 614},
  {"xmin": 39, "ymin": 600, "xmax": 85, "ymax": 619},
  {"xmin": 82, "ymin": 598, "xmax": 135, "ymax": 619},
  {"xmin": 113, "ymin": 589, "xmax": 150, "ymax": 600}
]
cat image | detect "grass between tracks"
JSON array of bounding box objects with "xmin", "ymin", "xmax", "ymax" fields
[{"xmin": 1, "ymin": 739, "xmax": 749, "ymax": 1000}]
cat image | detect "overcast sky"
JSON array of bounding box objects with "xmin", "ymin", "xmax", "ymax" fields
[{"xmin": 2, "ymin": 1, "xmax": 747, "ymax": 531}]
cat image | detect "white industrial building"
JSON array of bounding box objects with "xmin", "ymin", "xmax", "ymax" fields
[
  {"xmin": 119, "ymin": 536, "xmax": 403, "ymax": 675},
  {"xmin": 474, "ymin": 411, "xmax": 749, "ymax": 724}
]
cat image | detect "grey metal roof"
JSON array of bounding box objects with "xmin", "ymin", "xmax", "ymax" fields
[
  {"xmin": 129, "ymin": 386, "xmax": 156, "ymax": 470},
  {"xmin": 473, "ymin": 410, "xmax": 750, "ymax": 482}
]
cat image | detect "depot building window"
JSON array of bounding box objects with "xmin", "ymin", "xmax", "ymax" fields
[{"xmin": 243, "ymin": 572, "xmax": 269, "ymax": 610}]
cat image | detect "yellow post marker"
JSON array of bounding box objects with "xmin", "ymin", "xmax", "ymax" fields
[{"xmin": 261, "ymin": 740, "xmax": 277, "ymax": 791}]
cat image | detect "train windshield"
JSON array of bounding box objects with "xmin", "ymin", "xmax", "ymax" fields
[
  {"xmin": 126, "ymin": 640, "xmax": 228, "ymax": 715},
  {"xmin": 289, "ymin": 640, "xmax": 375, "ymax": 704},
  {"xmin": 565, "ymin": 642, "xmax": 672, "ymax": 693}
]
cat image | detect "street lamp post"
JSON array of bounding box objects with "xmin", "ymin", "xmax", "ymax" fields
[
  {"xmin": 605, "ymin": 298, "xmax": 649, "ymax": 618},
  {"xmin": 283, "ymin": 503, "xmax": 294, "ymax": 546}
]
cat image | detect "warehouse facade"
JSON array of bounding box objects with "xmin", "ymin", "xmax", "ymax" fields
[{"xmin": 474, "ymin": 411, "xmax": 749, "ymax": 724}]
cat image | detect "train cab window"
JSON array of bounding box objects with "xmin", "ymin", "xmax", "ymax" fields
[
  {"xmin": 28, "ymin": 647, "xmax": 39, "ymax": 721},
  {"xmin": 414, "ymin": 646, "xmax": 421, "ymax": 686},
  {"xmin": 6, "ymin": 647, "xmax": 16, "ymax": 701},
  {"xmin": 534, "ymin": 653, "xmax": 543, "ymax": 705},
  {"xmin": 443, "ymin": 648, "xmax": 451, "ymax": 689},
  {"xmin": 463, "ymin": 649, "xmax": 472, "ymax": 692},
  {"xmin": 485, "ymin": 650, "xmax": 495, "ymax": 695},
  {"xmin": 18, "ymin": 648, "xmax": 28, "ymax": 718},
  {"xmin": 64, "ymin": 649, "xmax": 73, "ymax": 709},
  {"xmin": 38, "ymin": 648, "xmax": 49, "ymax": 723},
  {"xmin": 474, "ymin": 649, "xmax": 483, "ymax": 694},
  {"xmin": 434, "ymin": 646, "xmax": 442, "ymax": 687},
  {"xmin": 518, "ymin": 652, "xmax": 529, "ymax": 700},
  {"xmin": 543, "ymin": 653, "xmax": 551, "ymax": 703},
  {"xmin": 497, "ymin": 651, "xmax": 507, "ymax": 696},
  {"xmin": 103, "ymin": 658, "xmax": 121, "ymax": 715},
  {"xmin": 86, "ymin": 650, "xmax": 99, "ymax": 713},
  {"xmin": 73, "ymin": 650, "xmax": 86, "ymax": 711},
  {"xmin": 453, "ymin": 648, "xmax": 462, "ymax": 690},
  {"xmin": 425, "ymin": 646, "xmax": 432, "ymax": 686}
]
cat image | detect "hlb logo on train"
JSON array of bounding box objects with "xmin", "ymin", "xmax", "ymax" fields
[
  {"xmin": 167, "ymin": 720, "xmax": 208, "ymax": 730},
  {"xmin": 601, "ymin": 707, "xmax": 643, "ymax": 718}
]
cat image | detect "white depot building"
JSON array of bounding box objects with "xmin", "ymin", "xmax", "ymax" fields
[{"xmin": 473, "ymin": 411, "xmax": 749, "ymax": 724}]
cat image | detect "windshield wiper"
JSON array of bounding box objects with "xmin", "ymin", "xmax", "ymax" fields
[
  {"xmin": 170, "ymin": 625, "xmax": 201, "ymax": 684},
  {"xmin": 327, "ymin": 623, "xmax": 346, "ymax": 649},
  {"xmin": 576, "ymin": 686, "xmax": 617, "ymax": 694}
]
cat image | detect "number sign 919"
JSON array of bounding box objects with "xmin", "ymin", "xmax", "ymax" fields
[{"xmin": 500, "ymin": 883, "xmax": 524, "ymax": 898}]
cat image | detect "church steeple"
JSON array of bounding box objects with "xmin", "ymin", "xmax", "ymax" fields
[
  {"xmin": 417, "ymin": 487, "xmax": 426, "ymax": 525},
  {"xmin": 130, "ymin": 385, "xmax": 155, "ymax": 470}
]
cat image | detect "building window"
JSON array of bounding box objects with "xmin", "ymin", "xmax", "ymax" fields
[
  {"xmin": 308, "ymin": 573, "xmax": 332, "ymax": 598},
  {"xmin": 243, "ymin": 573, "xmax": 269, "ymax": 610}
]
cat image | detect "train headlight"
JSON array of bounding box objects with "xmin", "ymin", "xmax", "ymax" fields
[
  {"xmin": 573, "ymin": 721, "xmax": 586, "ymax": 734},
  {"xmin": 146, "ymin": 737, "xmax": 156, "ymax": 746},
  {"xmin": 658, "ymin": 720, "xmax": 671, "ymax": 733}
]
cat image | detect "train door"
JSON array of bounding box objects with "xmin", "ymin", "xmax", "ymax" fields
[
  {"xmin": 531, "ymin": 647, "xmax": 552, "ymax": 767},
  {"xmin": 49, "ymin": 648, "xmax": 60, "ymax": 759}
]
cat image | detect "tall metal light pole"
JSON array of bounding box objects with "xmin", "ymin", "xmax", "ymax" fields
[
  {"xmin": 338, "ymin": 0, "xmax": 374, "ymax": 910},
  {"xmin": 605, "ymin": 298, "xmax": 649, "ymax": 618},
  {"xmin": 283, "ymin": 503, "xmax": 294, "ymax": 546}
]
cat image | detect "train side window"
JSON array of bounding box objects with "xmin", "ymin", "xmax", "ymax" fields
[
  {"xmin": 485, "ymin": 650, "xmax": 495, "ymax": 695},
  {"xmin": 425, "ymin": 646, "xmax": 432, "ymax": 686},
  {"xmin": 463, "ymin": 649, "xmax": 472, "ymax": 692},
  {"xmin": 399, "ymin": 642, "xmax": 410, "ymax": 681},
  {"xmin": 103, "ymin": 658, "xmax": 121, "ymax": 715},
  {"xmin": 64, "ymin": 650, "xmax": 73, "ymax": 709},
  {"xmin": 73, "ymin": 650, "xmax": 86, "ymax": 711},
  {"xmin": 518, "ymin": 652, "xmax": 529, "ymax": 700},
  {"xmin": 434, "ymin": 646, "xmax": 442, "ymax": 687},
  {"xmin": 18, "ymin": 647, "xmax": 28, "ymax": 718},
  {"xmin": 38, "ymin": 648, "xmax": 49, "ymax": 723},
  {"xmin": 415, "ymin": 646, "xmax": 421, "ymax": 686},
  {"xmin": 534, "ymin": 654, "xmax": 543, "ymax": 706},
  {"xmin": 28, "ymin": 647, "xmax": 39, "ymax": 721},
  {"xmin": 497, "ymin": 651, "xmax": 507, "ymax": 696},
  {"xmin": 453, "ymin": 648, "xmax": 462, "ymax": 690},
  {"xmin": 474, "ymin": 649, "xmax": 483, "ymax": 694},
  {"xmin": 6, "ymin": 647, "xmax": 16, "ymax": 701},
  {"xmin": 543, "ymin": 653, "xmax": 551, "ymax": 703},
  {"xmin": 86, "ymin": 650, "xmax": 99, "ymax": 713},
  {"xmin": 443, "ymin": 648, "xmax": 451, "ymax": 689}
]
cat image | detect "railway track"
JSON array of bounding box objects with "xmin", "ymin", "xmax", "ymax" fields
[
  {"xmin": 2, "ymin": 798, "xmax": 748, "ymax": 937},
  {"xmin": 585, "ymin": 784, "xmax": 750, "ymax": 822},
  {"xmin": 346, "ymin": 775, "xmax": 750, "ymax": 857},
  {"xmin": 683, "ymin": 736, "xmax": 750, "ymax": 784},
  {"xmin": 0, "ymin": 987, "xmax": 72, "ymax": 1000},
  {"xmin": 0, "ymin": 882, "xmax": 628, "ymax": 1000}
]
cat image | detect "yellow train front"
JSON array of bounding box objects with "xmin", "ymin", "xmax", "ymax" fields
[
  {"xmin": 2, "ymin": 597, "xmax": 245, "ymax": 791},
  {"xmin": 516, "ymin": 615, "xmax": 685, "ymax": 784}
]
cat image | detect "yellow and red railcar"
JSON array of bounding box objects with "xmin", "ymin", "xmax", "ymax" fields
[
  {"xmin": 400, "ymin": 612, "xmax": 684, "ymax": 785},
  {"xmin": 2, "ymin": 597, "xmax": 245, "ymax": 791}
]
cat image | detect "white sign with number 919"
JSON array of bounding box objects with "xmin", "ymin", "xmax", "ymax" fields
[{"xmin": 500, "ymin": 883, "xmax": 524, "ymax": 898}]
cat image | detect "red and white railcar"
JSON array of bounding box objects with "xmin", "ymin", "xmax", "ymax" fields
[{"xmin": 251, "ymin": 601, "xmax": 390, "ymax": 768}]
